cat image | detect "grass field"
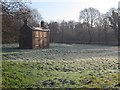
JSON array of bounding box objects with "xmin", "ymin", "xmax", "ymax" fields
[{"xmin": 2, "ymin": 43, "xmax": 120, "ymax": 89}]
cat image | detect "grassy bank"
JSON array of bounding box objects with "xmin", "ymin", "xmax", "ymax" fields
[
  {"xmin": 2, "ymin": 57, "xmax": 119, "ymax": 89},
  {"xmin": 2, "ymin": 43, "xmax": 119, "ymax": 89}
]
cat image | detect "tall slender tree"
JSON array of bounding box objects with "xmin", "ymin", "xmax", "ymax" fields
[{"xmin": 79, "ymin": 7, "xmax": 100, "ymax": 43}]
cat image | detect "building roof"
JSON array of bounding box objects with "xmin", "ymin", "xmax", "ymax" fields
[
  {"xmin": 32, "ymin": 27, "xmax": 50, "ymax": 31},
  {"xmin": 20, "ymin": 24, "xmax": 50, "ymax": 32}
]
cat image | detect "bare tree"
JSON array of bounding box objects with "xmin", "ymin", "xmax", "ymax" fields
[
  {"xmin": 1, "ymin": 0, "xmax": 28, "ymax": 43},
  {"xmin": 1, "ymin": 0, "xmax": 28, "ymax": 15},
  {"xmin": 60, "ymin": 20, "xmax": 67, "ymax": 43},
  {"xmin": 103, "ymin": 15, "xmax": 109, "ymax": 44},
  {"xmin": 108, "ymin": 10, "xmax": 118, "ymax": 39},
  {"xmin": 48, "ymin": 21, "xmax": 60, "ymax": 42},
  {"xmin": 79, "ymin": 7, "xmax": 100, "ymax": 43},
  {"xmin": 29, "ymin": 9, "xmax": 42, "ymax": 26},
  {"xmin": 118, "ymin": 7, "xmax": 120, "ymax": 46},
  {"xmin": 1, "ymin": 0, "xmax": 42, "ymax": 43}
]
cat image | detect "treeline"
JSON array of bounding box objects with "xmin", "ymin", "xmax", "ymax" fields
[
  {"xmin": 49, "ymin": 7, "xmax": 120, "ymax": 45},
  {"xmin": 1, "ymin": 1, "xmax": 120, "ymax": 45},
  {"xmin": 49, "ymin": 20, "xmax": 117, "ymax": 45}
]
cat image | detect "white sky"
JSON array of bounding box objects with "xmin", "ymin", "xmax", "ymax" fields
[{"xmin": 29, "ymin": 0, "xmax": 119, "ymax": 22}]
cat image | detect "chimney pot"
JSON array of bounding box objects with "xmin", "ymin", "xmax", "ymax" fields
[{"xmin": 41, "ymin": 20, "xmax": 45, "ymax": 28}]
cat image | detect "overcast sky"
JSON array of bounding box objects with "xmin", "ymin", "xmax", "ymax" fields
[{"xmin": 29, "ymin": 0, "xmax": 119, "ymax": 22}]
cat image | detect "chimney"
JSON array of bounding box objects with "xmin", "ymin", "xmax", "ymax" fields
[{"xmin": 41, "ymin": 20, "xmax": 45, "ymax": 28}]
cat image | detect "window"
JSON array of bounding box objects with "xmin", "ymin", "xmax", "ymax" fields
[
  {"xmin": 35, "ymin": 31, "xmax": 39, "ymax": 37},
  {"xmin": 35, "ymin": 38, "xmax": 39, "ymax": 47},
  {"xmin": 40, "ymin": 32, "xmax": 42, "ymax": 37},
  {"xmin": 44, "ymin": 32, "xmax": 47, "ymax": 37}
]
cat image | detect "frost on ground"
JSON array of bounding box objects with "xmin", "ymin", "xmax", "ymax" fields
[
  {"xmin": 2, "ymin": 43, "xmax": 119, "ymax": 88},
  {"xmin": 2, "ymin": 43, "xmax": 118, "ymax": 61}
]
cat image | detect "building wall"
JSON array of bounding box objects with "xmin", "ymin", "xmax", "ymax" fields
[
  {"xmin": 32, "ymin": 31, "xmax": 50, "ymax": 49},
  {"xmin": 19, "ymin": 26, "xmax": 32, "ymax": 49},
  {"xmin": 19, "ymin": 25, "xmax": 50, "ymax": 49}
]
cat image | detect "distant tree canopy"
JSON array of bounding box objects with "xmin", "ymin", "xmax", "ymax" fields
[
  {"xmin": 48, "ymin": 7, "xmax": 118, "ymax": 45},
  {"xmin": 79, "ymin": 7, "xmax": 101, "ymax": 43},
  {"xmin": 1, "ymin": 0, "xmax": 25, "ymax": 15}
]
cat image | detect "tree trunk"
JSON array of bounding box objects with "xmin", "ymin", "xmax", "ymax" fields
[
  {"xmin": 97, "ymin": 27, "xmax": 101, "ymax": 43},
  {"xmin": 104, "ymin": 23, "xmax": 108, "ymax": 44},
  {"xmin": 118, "ymin": 16, "xmax": 120, "ymax": 46},
  {"xmin": 88, "ymin": 26, "xmax": 92, "ymax": 44}
]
